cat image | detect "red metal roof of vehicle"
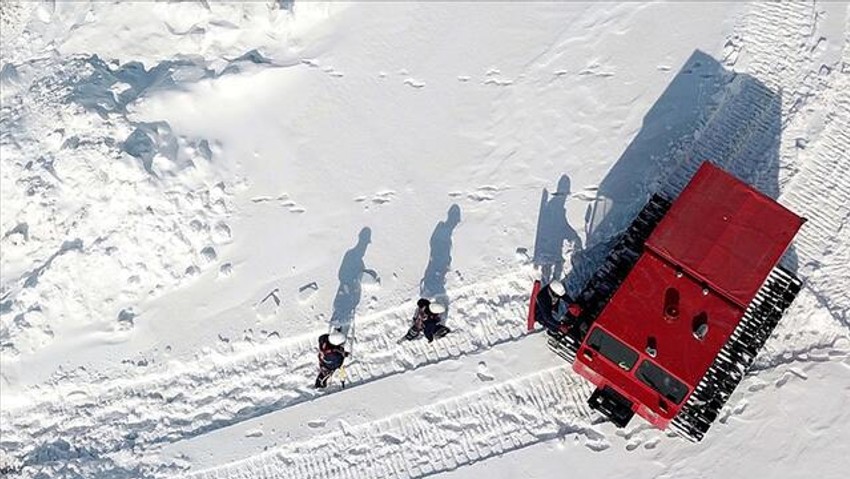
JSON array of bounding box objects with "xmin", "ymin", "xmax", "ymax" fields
[{"xmin": 646, "ymin": 162, "xmax": 804, "ymax": 308}]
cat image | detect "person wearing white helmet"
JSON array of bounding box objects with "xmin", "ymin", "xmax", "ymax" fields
[
  {"xmin": 328, "ymin": 331, "xmax": 346, "ymax": 346},
  {"xmin": 534, "ymin": 280, "xmax": 575, "ymax": 331},
  {"xmin": 315, "ymin": 329, "xmax": 349, "ymax": 388},
  {"xmin": 549, "ymin": 280, "xmax": 566, "ymax": 298},
  {"xmin": 401, "ymin": 298, "xmax": 451, "ymax": 342},
  {"xmin": 423, "ymin": 300, "xmax": 450, "ymax": 343}
]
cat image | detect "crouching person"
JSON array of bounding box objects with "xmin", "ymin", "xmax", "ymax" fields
[{"xmin": 403, "ymin": 298, "xmax": 450, "ymax": 342}]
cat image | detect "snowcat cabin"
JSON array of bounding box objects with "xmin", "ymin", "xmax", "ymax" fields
[{"xmin": 570, "ymin": 162, "xmax": 804, "ymax": 439}]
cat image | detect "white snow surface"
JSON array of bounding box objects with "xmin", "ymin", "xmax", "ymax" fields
[{"xmin": 1, "ymin": 1, "xmax": 849, "ymax": 478}]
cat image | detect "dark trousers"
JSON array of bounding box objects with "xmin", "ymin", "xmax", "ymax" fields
[{"xmin": 315, "ymin": 365, "xmax": 337, "ymax": 388}]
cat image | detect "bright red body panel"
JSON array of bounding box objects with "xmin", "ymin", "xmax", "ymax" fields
[
  {"xmin": 574, "ymin": 162, "xmax": 804, "ymax": 428},
  {"xmin": 646, "ymin": 163, "xmax": 804, "ymax": 308},
  {"xmin": 528, "ymin": 280, "xmax": 541, "ymax": 332}
]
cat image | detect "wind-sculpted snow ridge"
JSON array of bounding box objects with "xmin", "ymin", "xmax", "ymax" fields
[
  {"xmin": 0, "ymin": 0, "xmax": 338, "ymax": 362},
  {"xmin": 186, "ymin": 366, "xmax": 598, "ymax": 479},
  {"xmin": 0, "ymin": 54, "xmax": 237, "ymax": 361},
  {"xmin": 0, "ymin": 270, "xmax": 537, "ymax": 478}
]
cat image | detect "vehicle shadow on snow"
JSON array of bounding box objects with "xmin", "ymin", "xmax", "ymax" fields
[
  {"xmin": 420, "ymin": 204, "xmax": 462, "ymax": 312},
  {"xmin": 532, "ymin": 174, "xmax": 584, "ymax": 285},
  {"xmin": 563, "ymin": 49, "xmax": 797, "ymax": 297},
  {"xmin": 329, "ymin": 227, "xmax": 377, "ymax": 338}
]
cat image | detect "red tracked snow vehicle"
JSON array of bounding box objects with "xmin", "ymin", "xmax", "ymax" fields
[{"xmin": 530, "ymin": 161, "xmax": 804, "ymax": 442}]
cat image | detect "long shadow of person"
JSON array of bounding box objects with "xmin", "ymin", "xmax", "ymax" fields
[
  {"xmin": 329, "ymin": 227, "xmax": 376, "ymax": 338},
  {"xmin": 420, "ymin": 204, "xmax": 462, "ymax": 305},
  {"xmin": 532, "ymin": 175, "xmax": 583, "ymax": 285}
]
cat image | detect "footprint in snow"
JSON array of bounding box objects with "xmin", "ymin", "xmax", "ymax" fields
[
  {"xmin": 213, "ymin": 222, "xmax": 232, "ymax": 243},
  {"xmin": 255, "ymin": 288, "xmax": 281, "ymax": 318},
  {"xmin": 200, "ymin": 246, "xmax": 217, "ymax": 263},
  {"xmin": 320, "ymin": 65, "xmax": 343, "ymax": 77},
  {"xmin": 371, "ymin": 190, "xmax": 396, "ymax": 204},
  {"xmin": 467, "ymin": 185, "xmax": 500, "ymax": 202},
  {"xmin": 307, "ymin": 419, "xmax": 326, "ymax": 428},
  {"xmin": 298, "ymin": 282, "xmax": 319, "ymax": 303},
  {"xmin": 515, "ymin": 247, "xmax": 531, "ymax": 263},
  {"xmin": 477, "ymin": 361, "xmax": 494, "ymax": 381},
  {"xmin": 218, "ymin": 262, "xmax": 233, "ymax": 278},
  {"xmin": 483, "ymin": 77, "xmax": 513, "ymax": 86},
  {"xmin": 252, "ymin": 194, "xmax": 304, "ymax": 213}
]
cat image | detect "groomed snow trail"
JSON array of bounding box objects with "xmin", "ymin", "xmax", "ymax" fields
[
  {"xmin": 185, "ymin": 367, "xmax": 596, "ymax": 479},
  {"xmin": 170, "ymin": 3, "xmax": 850, "ymax": 478},
  {"xmin": 1, "ymin": 269, "xmax": 537, "ymax": 476},
  {"xmin": 2, "ymin": 2, "xmax": 849, "ymax": 479},
  {"xmin": 780, "ymin": 46, "xmax": 850, "ymax": 327}
]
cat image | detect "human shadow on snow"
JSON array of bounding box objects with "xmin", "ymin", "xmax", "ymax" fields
[
  {"xmin": 420, "ymin": 204, "xmax": 462, "ymax": 304},
  {"xmin": 329, "ymin": 227, "xmax": 377, "ymax": 338},
  {"xmin": 17, "ymin": 49, "xmax": 797, "ymax": 479},
  {"xmin": 532, "ymin": 175, "xmax": 583, "ymax": 285}
]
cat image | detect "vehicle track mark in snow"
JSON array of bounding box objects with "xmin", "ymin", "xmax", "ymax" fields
[
  {"xmin": 733, "ymin": 1, "xmax": 821, "ymax": 127},
  {"xmin": 1, "ymin": 269, "xmax": 538, "ymax": 477},
  {"xmin": 780, "ymin": 64, "xmax": 850, "ymax": 326},
  {"xmin": 714, "ymin": 0, "xmax": 850, "ymax": 331},
  {"xmin": 186, "ymin": 367, "xmax": 596, "ymax": 479}
]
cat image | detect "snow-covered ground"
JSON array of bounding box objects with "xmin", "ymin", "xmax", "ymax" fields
[{"xmin": 1, "ymin": 1, "xmax": 848, "ymax": 478}]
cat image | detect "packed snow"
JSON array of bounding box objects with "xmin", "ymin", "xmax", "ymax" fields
[{"xmin": 1, "ymin": 1, "xmax": 848, "ymax": 478}]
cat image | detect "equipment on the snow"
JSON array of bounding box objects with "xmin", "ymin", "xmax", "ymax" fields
[
  {"xmin": 534, "ymin": 162, "xmax": 805, "ymax": 442},
  {"xmin": 337, "ymin": 365, "xmax": 348, "ymax": 389}
]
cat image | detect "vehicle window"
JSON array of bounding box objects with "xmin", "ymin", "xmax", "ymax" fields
[
  {"xmin": 586, "ymin": 327, "xmax": 638, "ymax": 371},
  {"xmin": 636, "ymin": 360, "xmax": 689, "ymax": 404}
]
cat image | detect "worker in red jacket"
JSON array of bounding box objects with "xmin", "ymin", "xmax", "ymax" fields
[{"xmin": 315, "ymin": 331, "xmax": 349, "ymax": 389}]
